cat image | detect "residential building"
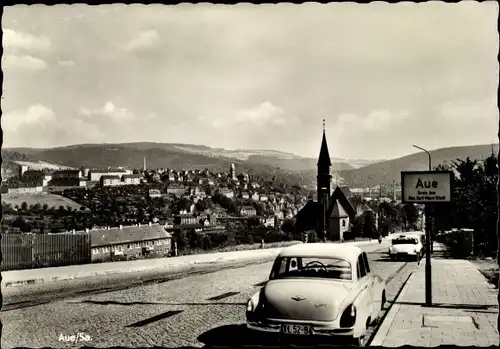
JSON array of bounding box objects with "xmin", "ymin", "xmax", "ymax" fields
[
  {"xmin": 239, "ymin": 206, "xmax": 257, "ymax": 217},
  {"xmin": 260, "ymin": 216, "xmax": 275, "ymax": 227},
  {"xmin": 241, "ymin": 191, "xmax": 250, "ymax": 199},
  {"xmin": 219, "ymin": 188, "xmax": 234, "ymax": 198},
  {"xmin": 251, "ymin": 193, "xmax": 260, "ymax": 201},
  {"xmin": 100, "ymin": 175, "xmax": 122, "ymax": 187},
  {"xmin": 122, "ymin": 174, "xmax": 142, "ymax": 185},
  {"xmin": 259, "ymin": 194, "xmax": 269, "ymax": 202},
  {"xmin": 167, "ymin": 183, "xmax": 187, "ymax": 196},
  {"xmin": 89, "ymin": 223, "xmax": 172, "ymax": 261},
  {"xmin": 2, "ymin": 183, "xmax": 44, "ymax": 194},
  {"xmin": 149, "ymin": 189, "xmax": 162, "ymax": 198},
  {"xmin": 21, "ymin": 170, "xmax": 45, "ymax": 186},
  {"xmin": 89, "ymin": 169, "xmax": 130, "ymax": 182},
  {"xmin": 174, "ymin": 214, "xmax": 199, "ymax": 225}
]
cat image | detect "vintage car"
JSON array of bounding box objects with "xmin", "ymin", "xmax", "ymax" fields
[
  {"xmin": 246, "ymin": 243, "xmax": 386, "ymax": 346},
  {"xmin": 388, "ymin": 233, "xmax": 423, "ymax": 261}
]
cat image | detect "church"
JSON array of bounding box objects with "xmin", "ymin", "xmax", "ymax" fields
[{"xmin": 294, "ymin": 122, "xmax": 357, "ymax": 241}]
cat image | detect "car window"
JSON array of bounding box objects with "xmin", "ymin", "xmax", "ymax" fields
[
  {"xmin": 357, "ymin": 255, "xmax": 367, "ymax": 279},
  {"xmin": 362, "ymin": 252, "xmax": 370, "ymax": 273},
  {"xmin": 392, "ymin": 237, "xmax": 419, "ymax": 245},
  {"xmin": 270, "ymin": 256, "xmax": 353, "ymax": 281}
]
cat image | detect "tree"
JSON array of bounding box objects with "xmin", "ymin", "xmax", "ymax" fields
[
  {"xmin": 21, "ymin": 201, "xmax": 28, "ymax": 211},
  {"xmin": 247, "ymin": 216, "xmax": 260, "ymax": 228},
  {"xmin": 363, "ymin": 211, "xmax": 378, "ymax": 238},
  {"xmin": 307, "ymin": 230, "xmax": 318, "ymax": 243},
  {"xmin": 281, "ymin": 219, "xmax": 295, "ymax": 234},
  {"xmin": 202, "ymin": 235, "xmax": 212, "ymax": 250},
  {"xmin": 175, "ymin": 229, "xmax": 189, "ymax": 251},
  {"xmin": 403, "ymin": 204, "xmax": 420, "ymax": 230},
  {"xmin": 242, "ymin": 230, "xmax": 254, "ymax": 244},
  {"xmin": 42, "ymin": 203, "xmax": 49, "ymax": 211}
]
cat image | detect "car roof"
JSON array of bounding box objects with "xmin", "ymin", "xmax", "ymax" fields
[
  {"xmin": 392, "ymin": 233, "xmax": 421, "ymax": 239},
  {"xmin": 278, "ymin": 243, "xmax": 362, "ymax": 264}
]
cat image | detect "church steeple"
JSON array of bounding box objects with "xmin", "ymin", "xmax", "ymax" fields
[
  {"xmin": 317, "ymin": 119, "xmax": 332, "ymax": 168},
  {"xmin": 317, "ymin": 119, "xmax": 332, "ymax": 210}
]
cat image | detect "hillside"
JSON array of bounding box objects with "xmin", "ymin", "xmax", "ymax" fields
[
  {"xmin": 4, "ymin": 142, "xmax": 373, "ymax": 174},
  {"xmin": 339, "ymin": 144, "xmax": 499, "ymax": 188}
]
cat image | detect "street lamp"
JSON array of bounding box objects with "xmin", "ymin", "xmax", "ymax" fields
[
  {"xmin": 413, "ymin": 144, "xmax": 433, "ymax": 306},
  {"xmin": 413, "ymin": 145, "xmax": 432, "ymax": 171}
]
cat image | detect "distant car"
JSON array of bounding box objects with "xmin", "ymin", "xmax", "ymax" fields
[
  {"xmin": 388, "ymin": 234, "xmax": 423, "ymax": 261},
  {"xmin": 246, "ymin": 243, "xmax": 386, "ymax": 347}
]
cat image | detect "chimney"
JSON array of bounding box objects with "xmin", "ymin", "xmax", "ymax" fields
[
  {"xmin": 119, "ymin": 225, "xmax": 123, "ymax": 230},
  {"xmin": 149, "ymin": 222, "xmax": 152, "ymax": 226},
  {"xmin": 85, "ymin": 228, "xmax": 89, "ymax": 233},
  {"xmin": 107, "ymin": 226, "xmax": 110, "ymax": 230},
  {"xmin": 72, "ymin": 229, "xmax": 76, "ymax": 234},
  {"xmin": 139, "ymin": 223, "xmax": 141, "ymax": 227}
]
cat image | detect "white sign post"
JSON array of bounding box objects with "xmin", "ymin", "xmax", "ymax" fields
[{"xmin": 401, "ymin": 171, "xmax": 452, "ymax": 306}]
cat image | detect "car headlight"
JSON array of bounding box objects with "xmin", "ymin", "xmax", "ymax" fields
[
  {"xmin": 247, "ymin": 299, "xmax": 254, "ymax": 312},
  {"xmin": 339, "ymin": 304, "xmax": 357, "ymax": 328}
]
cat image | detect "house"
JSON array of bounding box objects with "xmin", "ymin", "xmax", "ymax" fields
[
  {"xmin": 167, "ymin": 183, "xmax": 187, "ymax": 196},
  {"xmin": 188, "ymin": 186, "xmax": 202, "ymax": 196},
  {"xmin": 240, "ymin": 191, "xmax": 250, "ymax": 199},
  {"xmin": 2, "ymin": 183, "xmax": 43, "ymax": 194},
  {"xmin": 239, "ymin": 206, "xmax": 257, "ymax": 217},
  {"xmin": 149, "ymin": 189, "xmax": 162, "ymax": 198},
  {"xmin": 259, "ymin": 194, "xmax": 269, "ymax": 202},
  {"xmin": 251, "ymin": 193, "xmax": 260, "ymax": 201},
  {"xmin": 122, "ymin": 174, "xmax": 142, "ymax": 185},
  {"xmin": 174, "ymin": 214, "xmax": 199, "ymax": 225},
  {"xmin": 260, "ymin": 216, "xmax": 275, "ymax": 227},
  {"xmin": 100, "ymin": 175, "xmax": 122, "ymax": 187},
  {"xmin": 21, "ymin": 170, "xmax": 45, "ymax": 186},
  {"xmin": 50, "ymin": 169, "xmax": 84, "ymax": 187},
  {"xmin": 89, "ymin": 169, "xmax": 130, "ymax": 182},
  {"xmin": 219, "ymin": 188, "xmax": 234, "ymax": 198},
  {"xmin": 294, "ymin": 125, "xmax": 356, "ymax": 242},
  {"xmin": 88, "ymin": 223, "xmax": 172, "ymax": 261}
]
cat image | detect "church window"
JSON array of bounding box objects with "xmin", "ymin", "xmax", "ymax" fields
[{"xmin": 342, "ymin": 219, "xmax": 346, "ymax": 227}]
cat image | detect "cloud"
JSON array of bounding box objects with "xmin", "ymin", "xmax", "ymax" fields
[
  {"xmin": 2, "ymin": 55, "xmax": 47, "ymax": 70},
  {"xmin": 439, "ymin": 96, "xmax": 497, "ymax": 122},
  {"xmin": 79, "ymin": 101, "xmax": 135, "ymax": 120},
  {"xmin": 2, "ymin": 104, "xmax": 56, "ymax": 132},
  {"xmin": 3, "ymin": 28, "xmax": 51, "ymax": 53},
  {"xmin": 59, "ymin": 60, "xmax": 75, "ymax": 67},
  {"xmin": 122, "ymin": 29, "xmax": 160, "ymax": 52},
  {"xmin": 236, "ymin": 101, "xmax": 301, "ymax": 127}
]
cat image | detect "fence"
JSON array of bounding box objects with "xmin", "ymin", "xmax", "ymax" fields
[{"xmin": 1, "ymin": 233, "xmax": 91, "ymax": 271}]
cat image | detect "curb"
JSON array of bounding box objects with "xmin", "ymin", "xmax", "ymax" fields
[
  {"xmin": 370, "ymin": 266, "xmax": 419, "ymax": 346},
  {"xmin": 2, "ymin": 240, "xmax": 379, "ymax": 288}
]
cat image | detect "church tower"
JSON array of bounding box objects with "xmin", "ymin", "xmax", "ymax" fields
[{"xmin": 317, "ymin": 119, "xmax": 332, "ymax": 210}]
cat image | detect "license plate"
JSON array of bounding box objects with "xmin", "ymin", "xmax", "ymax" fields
[{"xmin": 281, "ymin": 324, "xmax": 311, "ymax": 335}]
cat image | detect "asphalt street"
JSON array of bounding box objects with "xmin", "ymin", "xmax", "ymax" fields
[{"xmin": 1, "ymin": 241, "xmax": 419, "ymax": 348}]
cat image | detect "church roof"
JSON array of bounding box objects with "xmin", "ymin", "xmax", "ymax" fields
[
  {"xmin": 317, "ymin": 130, "xmax": 332, "ymax": 167},
  {"xmin": 330, "ymin": 199, "xmax": 349, "ymax": 218}
]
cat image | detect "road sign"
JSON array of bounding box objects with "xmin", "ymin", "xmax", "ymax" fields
[{"xmin": 401, "ymin": 171, "xmax": 452, "ymax": 203}]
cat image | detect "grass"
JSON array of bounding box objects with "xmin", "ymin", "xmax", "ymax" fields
[
  {"xmin": 2, "ymin": 193, "xmax": 83, "ymax": 210},
  {"xmin": 179, "ymin": 240, "xmax": 304, "ymax": 256},
  {"xmin": 469, "ymin": 258, "xmax": 499, "ymax": 289}
]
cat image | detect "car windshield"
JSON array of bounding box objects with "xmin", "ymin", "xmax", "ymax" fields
[
  {"xmin": 270, "ymin": 256, "xmax": 353, "ymax": 281},
  {"xmin": 392, "ymin": 238, "xmax": 418, "ymax": 245}
]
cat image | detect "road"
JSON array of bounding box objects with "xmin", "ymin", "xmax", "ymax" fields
[{"xmin": 1, "ymin": 241, "xmax": 419, "ymax": 348}]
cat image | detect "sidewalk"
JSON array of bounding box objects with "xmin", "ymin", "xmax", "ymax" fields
[
  {"xmin": 1, "ymin": 240, "xmax": 375, "ymax": 288},
  {"xmin": 371, "ymin": 243, "xmax": 499, "ymax": 347}
]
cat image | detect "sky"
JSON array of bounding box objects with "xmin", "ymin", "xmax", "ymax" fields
[{"xmin": 1, "ymin": 3, "xmax": 499, "ymax": 160}]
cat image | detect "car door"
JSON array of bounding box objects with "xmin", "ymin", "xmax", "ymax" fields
[
  {"xmin": 362, "ymin": 252, "xmax": 377, "ymax": 317},
  {"xmin": 356, "ymin": 254, "xmax": 372, "ymax": 321}
]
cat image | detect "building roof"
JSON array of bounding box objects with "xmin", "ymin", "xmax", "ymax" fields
[
  {"xmin": 278, "ymin": 242, "xmax": 362, "ymax": 264},
  {"xmin": 330, "ymin": 199, "xmax": 349, "ymax": 218},
  {"xmin": 123, "ymin": 174, "xmax": 142, "ymax": 178},
  {"xmin": 101, "ymin": 175, "xmax": 121, "ymax": 180},
  {"xmin": 329, "ymin": 186, "xmax": 356, "ymax": 219},
  {"xmin": 91, "ymin": 169, "xmax": 127, "ymax": 173},
  {"xmin": 317, "ymin": 130, "xmax": 332, "ymax": 167},
  {"xmin": 240, "ymin": 206, "xmax": 256, "ymax": 210},
  {"xmin": 53, "ymin": 169, "xmax": 81, "ymax": 175},
  {"xmin": 22, "ymin": 170, "xmax": 45, "ymax": 176},
  {"xmin": 337, "ymin": 185, "xmax": 354, "ymax": 199},
  {"xmin": 89, "ymin": 224, "xmax": 171, "ymax": 247}
]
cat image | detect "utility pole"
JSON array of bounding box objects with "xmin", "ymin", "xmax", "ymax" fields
[{"xmin": 413, "ymin": 144, "xmax": 433, "ymax": 306}]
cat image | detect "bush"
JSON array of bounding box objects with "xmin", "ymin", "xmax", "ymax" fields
[{"xmin": 307, "ymin": 230, "xmax": 318, "ymax": 243}]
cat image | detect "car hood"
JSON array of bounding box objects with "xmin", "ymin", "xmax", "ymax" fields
[{"xmin": 262, "ymin": 279, "xmax": 354, "ymax": 322}]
